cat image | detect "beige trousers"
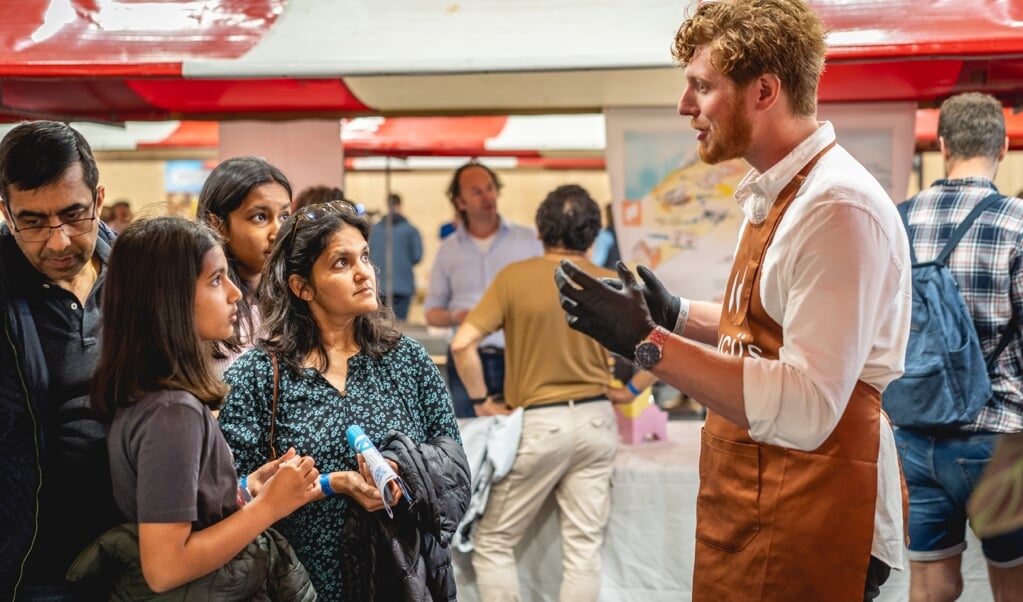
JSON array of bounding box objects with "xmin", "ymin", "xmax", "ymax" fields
[{"xmin": 472, "ymin": 400, "xmax": 618, "ymax": 602}]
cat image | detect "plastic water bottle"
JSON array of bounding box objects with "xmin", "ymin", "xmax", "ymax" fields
[{"xmin": 346, "ymin": 425, "xmax": 411, "ymax": 517}]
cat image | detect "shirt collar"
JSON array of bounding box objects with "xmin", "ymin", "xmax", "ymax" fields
[
  {"xmin": 930, "ymin": 176, "xmax": 998, "ymax": 193},
  {"xmin": 455, "ymin": 215, "xmax": 509, "ymax": 241},
  {"xmin": 734, "ymin": 121, "xmax": 836, "ymax": 224}
]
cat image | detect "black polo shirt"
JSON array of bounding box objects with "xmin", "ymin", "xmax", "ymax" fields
[{"xmin": 8, "ymin": 235, "xmax": 120, "ymax": 587}]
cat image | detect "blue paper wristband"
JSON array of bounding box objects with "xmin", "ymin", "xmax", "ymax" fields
[
  {"xmin": 320, "ymin": 474, "xmax": 336, "ymax": 497},
  {"xmin": 238, "ymin": 475, "xmax": 252, "ymax": 503},
  {"xmin": 626, "ymin": 381, "xmax": 640, "ymax": 396}
]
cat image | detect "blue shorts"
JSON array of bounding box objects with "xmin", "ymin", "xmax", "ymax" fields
[{"xmin": 895, "ymin": 428, "xmax": 1023, "ymax": 566}]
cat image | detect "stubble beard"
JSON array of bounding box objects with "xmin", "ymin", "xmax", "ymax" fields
[{"xmin": 697, "ymin": 106, "xmax": 753, "ymax": 165}]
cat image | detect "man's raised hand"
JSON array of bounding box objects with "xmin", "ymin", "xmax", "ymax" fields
[{"xmin": 554, "ymin": 260, "xmax": 657, "ymax": 359}]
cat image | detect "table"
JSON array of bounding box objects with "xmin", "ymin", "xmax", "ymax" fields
[{"xmin": 453, "ymin": 420, "xmax": 992, "ymax": 602}]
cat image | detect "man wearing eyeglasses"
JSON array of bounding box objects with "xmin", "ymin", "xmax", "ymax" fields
[{"xmin": 0, "ymin": 121, "xmax": 120, "ymax": 600}]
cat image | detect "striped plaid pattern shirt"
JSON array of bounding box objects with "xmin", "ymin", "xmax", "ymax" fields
[{"xmin": 903, "ymin": 177, "xmax": 1023, "ymax": 433}]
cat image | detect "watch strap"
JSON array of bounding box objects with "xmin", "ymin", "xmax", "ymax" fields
[{"xmin": 646, "ymin": 326, "xmax": 670, "ymax": 346}]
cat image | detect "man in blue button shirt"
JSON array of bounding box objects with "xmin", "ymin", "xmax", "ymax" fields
[{"xmin": 424, "ymin": 160, "xmax": 542, "ymax": 417}]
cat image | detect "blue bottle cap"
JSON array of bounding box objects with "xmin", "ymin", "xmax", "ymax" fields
[{"xmin": 346, "ymin": 425, "xmax": 366, "ymax": 449}]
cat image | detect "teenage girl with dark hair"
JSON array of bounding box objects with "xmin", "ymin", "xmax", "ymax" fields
[
  {"xmin": 80, "ymin": 217, "xmax": 320, "ymax": 598},
  {"xmin": 197, "ymin": 156, "xmax": 292, "ymax": 372}
]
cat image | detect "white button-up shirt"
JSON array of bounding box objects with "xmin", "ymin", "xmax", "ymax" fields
[{"xmin": 735, "ymin": 121, "xmax": 912, "ymax": 569}]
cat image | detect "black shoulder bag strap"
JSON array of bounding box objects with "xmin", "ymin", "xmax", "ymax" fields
[{"xmin": 268, "ymin": 351, "xmax": 280, "ymax": 461}]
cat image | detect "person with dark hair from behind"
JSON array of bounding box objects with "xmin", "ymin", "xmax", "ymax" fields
[
  {"xmin": 424, "ymin": 160, "xmax": 543, "ymax": 417},
  {"xmin": 556, "ymin": 1, "xmax": 911, "ymax": 599},
  {"xmin": 197, "ymin": 156, "xmax": 292, "ymax": 374},
  {"xmin": 294, "ymin": 184, "xmax": 344, "ymax": 211},
  {"xmin": 897, "ymin": 92, "xmax": 1023, "ymax": 601},
  {"xmin": 451, "ymin": 184, "xmax": 636, "ymax": 601},
  {"xmin": 369, "ymin": 192, "xmax": 423, "ymax": 321},
  {"xmin": 0, "ymin": 121, "xmax": 121, "ymax": 600},
  {"xmin": 218, "ymin": 199, "xmax": 467, "ymax": 600},
  {"xmin": 74, "ymin": 216, "xmax": 319, "ymax": 598}
]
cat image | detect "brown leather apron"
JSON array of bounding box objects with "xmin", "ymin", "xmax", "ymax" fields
[{"xmin": 692, "ymin": 143, "xmax": 881, "ymax": 601}]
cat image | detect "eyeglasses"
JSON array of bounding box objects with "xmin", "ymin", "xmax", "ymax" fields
[
  {"xmin": 287, "ymin": 199, "xmax": 361, "ymax": 253},
  {"xmin": 10, "ymin": 202, "xmax": 98, "ymax": 243}
]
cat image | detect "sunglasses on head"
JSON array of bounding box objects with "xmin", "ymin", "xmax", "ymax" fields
[{"xmin": 287, "ymin": 199, "xmax": 361, "ymax": 253}]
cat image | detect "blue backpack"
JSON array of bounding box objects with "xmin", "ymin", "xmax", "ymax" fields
[{"xmin": 883, "ymin": 193, "xmax": 1015, "ymax": 430}]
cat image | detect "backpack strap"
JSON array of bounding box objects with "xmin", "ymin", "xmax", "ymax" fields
[
  {"xmin": 896, "ymin": 201, "xmax": 918, "ymax": 264},
  {"xmin": 988, "ymin": 313, "xmax": 1019, "ymax": 371},
  {"xmin": 900, "ymin": 192, "xmax": 1018, "ymax": 369},
  {"xmin": 899, "ymin": 192, "xmax": 1003, "ymax": 266},
  {"xmin": 934, "ymin": 192, "xmax": 1003, "ymax": 265},
  {"xmin": 930, "ymin": 193, "xmax": 1014, "ymax": 368}
]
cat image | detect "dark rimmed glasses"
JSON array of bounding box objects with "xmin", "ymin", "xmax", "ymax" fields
[
  {"xmin": 287, "ymin": 199, "xmax": 360, "ymax": 252},
  {"xmin": 8, "ymin": 200, "xmax": 98, "ymax": 243}
]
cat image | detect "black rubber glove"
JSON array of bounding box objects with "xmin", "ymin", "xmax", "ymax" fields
[
  {"xmin": 600, "ymin": 265, "xmax": 681, "ymax": 333},
  {"xmin": 636, "ymin": 265, "xmax": 681, "ymax": 332},
  {"xmin": 555, "ymin": 259, "xmax": 657, "ymax": 360}
]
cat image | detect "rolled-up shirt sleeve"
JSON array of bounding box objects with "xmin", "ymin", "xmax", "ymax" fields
[{"xmin": 743, "ymin": 199, "xmax": 906, "ymax": 450}]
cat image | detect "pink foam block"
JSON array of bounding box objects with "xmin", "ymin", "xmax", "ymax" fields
[{"xmin": 614, "ymin": 403, "xmax": 668, "ymax": 444}]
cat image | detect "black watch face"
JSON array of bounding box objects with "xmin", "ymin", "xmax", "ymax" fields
[{"xmin": 635, "ymin": 341, "xmax": 661, "ymax": 370}]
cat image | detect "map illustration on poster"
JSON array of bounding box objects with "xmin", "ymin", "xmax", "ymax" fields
[
  {"xmin": 604, "ymin": 103, "xmax": 915, "ymax": 304},
  {"xmin": 614, "ymin": 123, "xmax": 748, "ymax": 303}
]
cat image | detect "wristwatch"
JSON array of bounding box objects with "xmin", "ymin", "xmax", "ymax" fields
[{"xmin": 634, "ymin": 326, "xmax": 669, "ymax": 370}]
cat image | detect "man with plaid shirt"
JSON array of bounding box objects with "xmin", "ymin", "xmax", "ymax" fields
[{"xmin": 898, "ymin": 92, "xmax": 1023, "ymax": 600}]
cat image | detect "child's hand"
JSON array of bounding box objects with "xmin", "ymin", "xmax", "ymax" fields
[
  {"xmin": 246, "ymin": 447, "xmax": 298, "ymax": 498},
  {"xmin": 605, "ymin": 384, "xmax": 638, "ymax": 405},
  {"xmin": 259, "ymin": 454, "xmax": 320, "ymax": 518}
]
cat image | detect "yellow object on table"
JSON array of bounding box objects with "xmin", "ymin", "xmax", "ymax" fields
[{"xmin": 609, "ymin": 377, "xmax": 653, "ymax": 419}]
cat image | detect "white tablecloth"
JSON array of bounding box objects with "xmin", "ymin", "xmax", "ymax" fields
[{"xmin": 453, "ymin": 420, "xmax": 993, "ymax": 602}]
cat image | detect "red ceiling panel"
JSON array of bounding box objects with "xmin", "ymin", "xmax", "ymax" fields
[
  {"xmin": 0, "ymin": 0, "xmax": 1022, "ymax": 119},
  {"xmin": 813, "ymin": 0, "xmax": 1023, "ymax": 61},
  {"xmin": 127, "ymin": 79, "xmax": 371, "ymax": 115},
  {"xmin": 342, "ymin": 117, "xmax": 509, "ymax": 157},
  {"xmin": 0, "ymin": 0, "xmax": 285, "ymax": 75}
]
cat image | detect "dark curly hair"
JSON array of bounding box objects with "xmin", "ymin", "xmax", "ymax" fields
[
  {"xmin": 937, "ymin": 92, "xmax": 1006, "ymax": 162},
  {"xmin": 258, "ymin": 206, "xmax": 401, "ymax": 375},
  {"xmin": 535, "ymin": 184, "xmax": 601, "ymax": 252}
]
